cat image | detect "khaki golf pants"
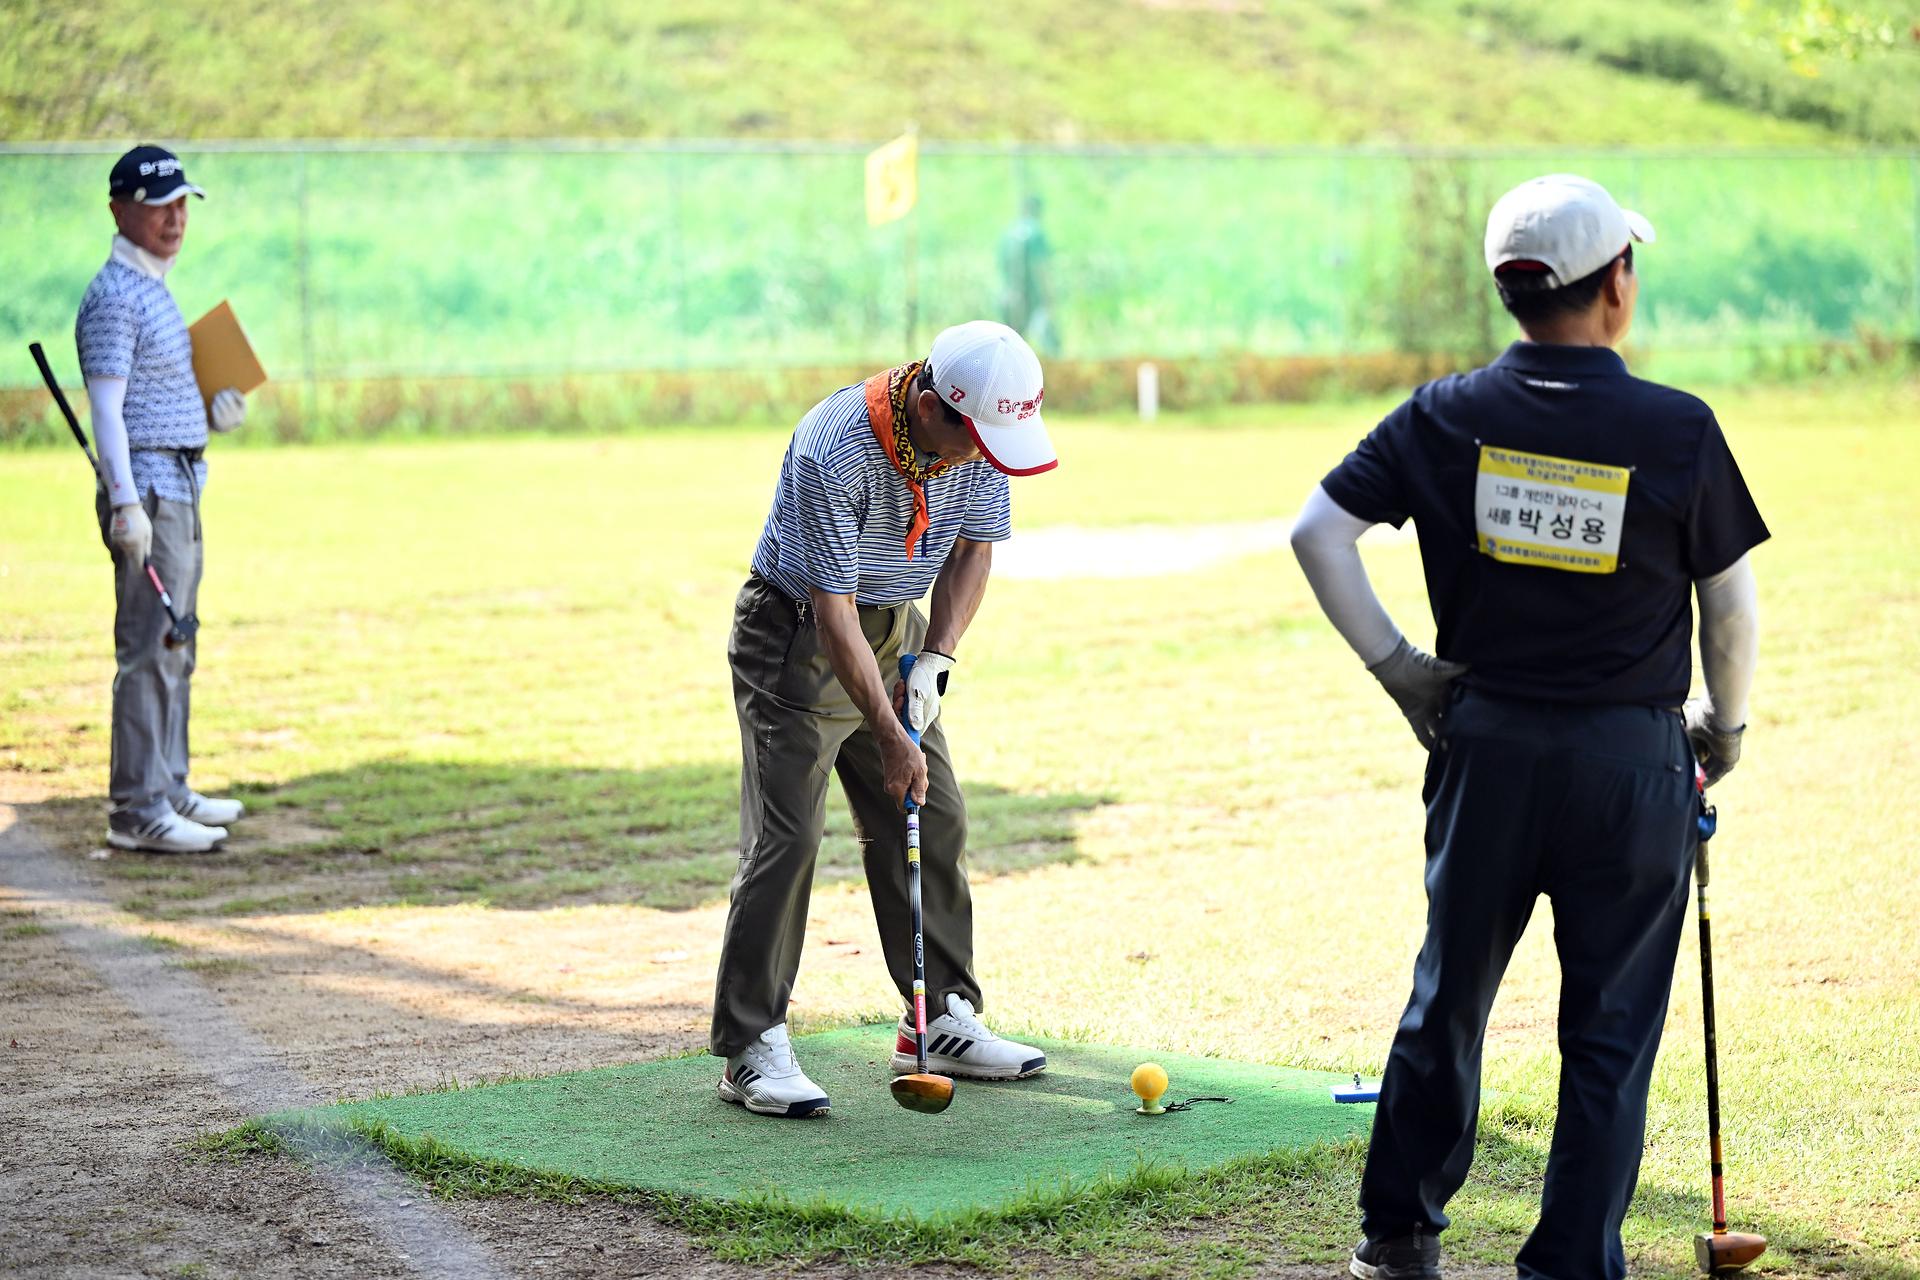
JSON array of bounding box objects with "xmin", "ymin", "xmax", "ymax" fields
[
  {"xmin": 95, "ymin": 485, "xmax": 202, "ymax": 825},
  {"xmin": 710, "ymin": 575, "xmax": 980, "ymax": 1057}
]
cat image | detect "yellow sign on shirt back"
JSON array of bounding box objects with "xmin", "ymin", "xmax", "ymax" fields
[{"xmin": 1474, "ymin": 444, "xmax": 1630, "ymax": 574}]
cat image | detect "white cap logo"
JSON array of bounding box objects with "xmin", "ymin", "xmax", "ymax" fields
[{"xmin": 928, "ymin": 321, "xmax": 1057, "ymax": 476}]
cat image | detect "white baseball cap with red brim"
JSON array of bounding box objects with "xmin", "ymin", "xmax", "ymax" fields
[{"xmin": 928, "ymin": 321, "xmax": 1057, "ymax": 476}]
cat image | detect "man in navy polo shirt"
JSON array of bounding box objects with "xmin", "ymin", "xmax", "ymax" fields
[
  {"xmin": 711, "ymin": 321, "xmax": 1057, "ymax": 1119},
  {"xmin": 77, "ymin": 146, "xmax": 251, "ymax": 854},
  {"xmin": 1291, "ymin": 175, "xmax": 1768, "ymax": 1280}
]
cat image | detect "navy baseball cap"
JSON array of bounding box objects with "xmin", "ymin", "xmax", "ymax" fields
[{"xmin": 108, "ymin": 146, "xmax": 206, "ymax": 205}]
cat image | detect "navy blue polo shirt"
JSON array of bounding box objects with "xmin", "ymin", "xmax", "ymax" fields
[{"xmin": 1321, "ymin": 343, "xmax": 1769, "ymax": 707}]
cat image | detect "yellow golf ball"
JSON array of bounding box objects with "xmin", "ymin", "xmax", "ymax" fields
[{"xmin": 1130, "ymin": 1062, "xmax": 1169, "ymax": 1103}]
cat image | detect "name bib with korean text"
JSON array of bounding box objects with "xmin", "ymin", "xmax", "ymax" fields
[{"xmin": 1475, "ymin": 445, "xmax": 1630, "ymax": 574}]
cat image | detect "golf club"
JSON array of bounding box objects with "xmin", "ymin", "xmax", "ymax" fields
[
  {"xmin": 888, "ymin": 652, "xmax": 956, "ymax": 1116},
  {"xmin": 1691, "ymin": 765, "xmax": 1767, "ymax": 1275},
  {"xmin": 29, "ymin": 341, "xmax": 198, "ymax": 649}
]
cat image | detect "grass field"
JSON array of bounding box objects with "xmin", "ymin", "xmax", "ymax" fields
[
  {"xmin": 3, "ymin": 382, "xmax": 1919, "ymax": 1275},
  {"xmin": 6, "ymin": 0, "xmax": 1916, "ymax": 144}
]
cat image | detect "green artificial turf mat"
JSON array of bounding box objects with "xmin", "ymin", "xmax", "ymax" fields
[{"xmin": 286, "ymin": 1026, "xmax": 1374, "ymax": 1220}]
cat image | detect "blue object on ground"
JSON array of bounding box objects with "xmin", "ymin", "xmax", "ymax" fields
[{"xmin": 1333, "ymin": 1074, "xmax": 1380, "ymax": 1104}]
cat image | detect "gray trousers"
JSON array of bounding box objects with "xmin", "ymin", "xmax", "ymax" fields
[
  {"xmin": 95, "ymin": 485, "xmax": 202, "ymax": 824},
  {"xmin": 711, "ymin": 576, "xmax": 980, "ymax": 1057}
]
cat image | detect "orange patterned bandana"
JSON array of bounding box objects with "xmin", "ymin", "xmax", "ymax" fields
[{"xmin": 864, "ymin": 360, "xmax": 949, "ymax": 558}]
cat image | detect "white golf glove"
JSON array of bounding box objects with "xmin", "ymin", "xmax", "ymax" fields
[
  {"xmin": 904, "ymin": 650, "xmax": 957, "ymax": 733},
  {"xmin": 1367, "ymin": 636, "xmax": 1469, "ymax": 750},
  {"xmin": 1683, "ymin": 698, "xmax": 1744, "ymax": 788},
  {"xmin": 108, "ymin": 502, "xmax": 152, "ymax": 564},
  {"xmin": 210, "ymin": 387, "xmax": 246, "ymax": 433}
]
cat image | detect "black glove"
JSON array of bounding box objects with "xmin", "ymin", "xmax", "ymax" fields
[
  {"xmin": 1367, "ymin": 637, "xmax": 1469, "ymax": 750},
  {"xmin": 1683, "ymin": 698, "xmax": 1744, "ymax": 787}
]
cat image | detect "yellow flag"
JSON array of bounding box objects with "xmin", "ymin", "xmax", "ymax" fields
[{"xmin": 865, "ymin": 132, "xmax": 918, "ymax": 227}]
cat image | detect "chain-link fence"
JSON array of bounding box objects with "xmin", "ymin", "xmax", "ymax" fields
[{"xmin": 3, "ymin": 141, "xmax": 1915, "ymax": 398}]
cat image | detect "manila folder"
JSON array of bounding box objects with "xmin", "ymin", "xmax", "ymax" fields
[{"xmin": 187, "ymin": 301, "xmax": 268, "ymax": 406}]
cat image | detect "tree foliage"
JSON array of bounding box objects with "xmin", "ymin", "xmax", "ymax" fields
[{"xmin": 1733, "ymin": 0, "xmax": 1915, "ymax": 74}]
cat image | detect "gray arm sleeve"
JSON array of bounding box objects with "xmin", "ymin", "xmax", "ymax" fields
[
  {"xmin": 1289, "ymin": 483, "xmax": 1402, "ymax": 667},
  {"xmin": 1696, "ymin": 553, "xmax": 1759, "ymax": 729},
  {"xmin": 85, "ymin": 376, "xmax": 138, "ymax": 507}
]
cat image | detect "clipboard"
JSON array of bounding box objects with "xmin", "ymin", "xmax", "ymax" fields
[{"xmin": 187, "ymin": 300, "xmax": 268, "ymax": 407}]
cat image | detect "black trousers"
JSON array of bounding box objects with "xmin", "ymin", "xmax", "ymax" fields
[{"xmin": 1359, "ymin": 689, "xmax": 1698, "ymax": 1280}]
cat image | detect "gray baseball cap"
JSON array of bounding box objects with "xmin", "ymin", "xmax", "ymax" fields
[{"xmin": 1484, "ymin": 174, "xmax": 1655, "ymax": 288}]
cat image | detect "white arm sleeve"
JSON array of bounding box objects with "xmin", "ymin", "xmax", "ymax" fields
[
  {"xmin": 1289, "ymin": 484, "xmax": 1403, "ymax": 667},
  {"xmin": 1696, "ymin": 552, "xmax": 1759, "ymax": 729},
  {"xmin": 85, "ymin": 376, "xmax": 138, "ymax": 507}
]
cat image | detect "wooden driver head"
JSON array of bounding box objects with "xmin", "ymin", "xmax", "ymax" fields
[
  {"xmin": 890, "ymin": 1072, "xmax": 955, "ymax": 1114},
  {"xmin": 1696, "ymin": 1231, "xmax": 1767, "ymax": 1274}
]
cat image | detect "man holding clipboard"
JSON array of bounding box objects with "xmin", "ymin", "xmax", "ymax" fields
[{"xmin": 75, "ymin": 145, "xmax": 263, "ymax": 854}]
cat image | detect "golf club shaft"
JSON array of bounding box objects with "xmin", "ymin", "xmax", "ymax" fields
[
  {"xmin": 908, "ymin": 807, "xmax": 929, "ymax": 1075},
  {"xmin": 898, "ymin": 652, "xmax": 931, "ymax": 1075},
  {"xmin": 29, "ymin": 341, "xmax": 103, "ymax": 474},
  {"xmin": 30, "ymin": 340, "xmax": 194, "ymax": 644},
  {"xmin": 144, "ymin": 563, "xmax": 185, "ymax": 625},
  {"xmin": 1697, "ymin": 838, "xmax": 1728, "ymax": 1234}
]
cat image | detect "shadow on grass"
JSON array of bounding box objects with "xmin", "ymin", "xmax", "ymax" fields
[
  {"xmin": 29, "ymin": 759, "xmax": 1111, "ymax": 919},
  {"xmin": 202, "ymin": 1105, "xmax": 1920, "ymax": 1278},
  {"xmin": 1452, "ymin": 1102, "xmax": 1920, "ymax": 1280}
]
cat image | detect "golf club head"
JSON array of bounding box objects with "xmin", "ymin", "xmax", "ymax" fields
[
  {"xmin": 890, "ymin": 1072, "xmax": 955, "ymax": 1114},
  {"xmin": 1695, "ymin": 1231, "xmax": 1767, "ymax": 1274},
  {"xmin": 164, "ymin": 615, "xmax": 199, "ymax": 650}
]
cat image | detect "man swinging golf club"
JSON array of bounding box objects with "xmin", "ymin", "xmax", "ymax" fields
[
  {"xmin": 1290, "ymin": 175, "xmax": 1769, "ymax": 1280},
  {"xmin": 712, "ymin": 321, "xmax": 1055, "ymax": 1118},
  {"xmin": 77, "ymin": 146, "xmax": 250, "ymax": 854}
]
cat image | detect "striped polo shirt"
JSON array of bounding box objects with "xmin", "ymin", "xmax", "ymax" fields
[
  {"xmin": 74, "ymin": 244, "xmax": 209, "ymax": 503},
  {"xmin": 751, "ymin": 382, "xmax": 1013, "ymax": 606}
]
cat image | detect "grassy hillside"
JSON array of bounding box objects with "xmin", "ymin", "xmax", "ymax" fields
[{"xmin": 3, "ymin": 0, "xmax": 1915, "ymax": 145}]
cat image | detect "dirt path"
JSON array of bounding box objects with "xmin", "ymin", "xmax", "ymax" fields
[
  {"xmin": 0, "ymin": 800, "xmax": 769, "ymax": 1280},
  {"xmin": 0, "ymin": 797, "xmax": 1465, "ymax": 1280}
]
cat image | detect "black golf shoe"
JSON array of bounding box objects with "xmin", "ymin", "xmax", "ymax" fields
[{"xmin": 1350, "ymin": 1232, "xmax": 1442, "ymax": 1280}]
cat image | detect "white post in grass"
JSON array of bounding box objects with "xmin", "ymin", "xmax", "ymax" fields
[{"xmin": 1137, "ymin": 362, "xmax": 1160, "ymax": 422}]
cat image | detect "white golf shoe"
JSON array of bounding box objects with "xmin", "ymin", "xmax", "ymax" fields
[
  {"xmin": 174, "ymin": 791, "xmax": 246, "ymax": 826},
  {"xmin": 892, "ymin": 994, "xmax": 1047, "ymax": 1081},
  {"xmin": 718, "ymin": 1023, "xmax": 831, "ymax": 1118},
  {"xmin": 106, "ymin": 808, "xmax": 228, "ymax": 854}
]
